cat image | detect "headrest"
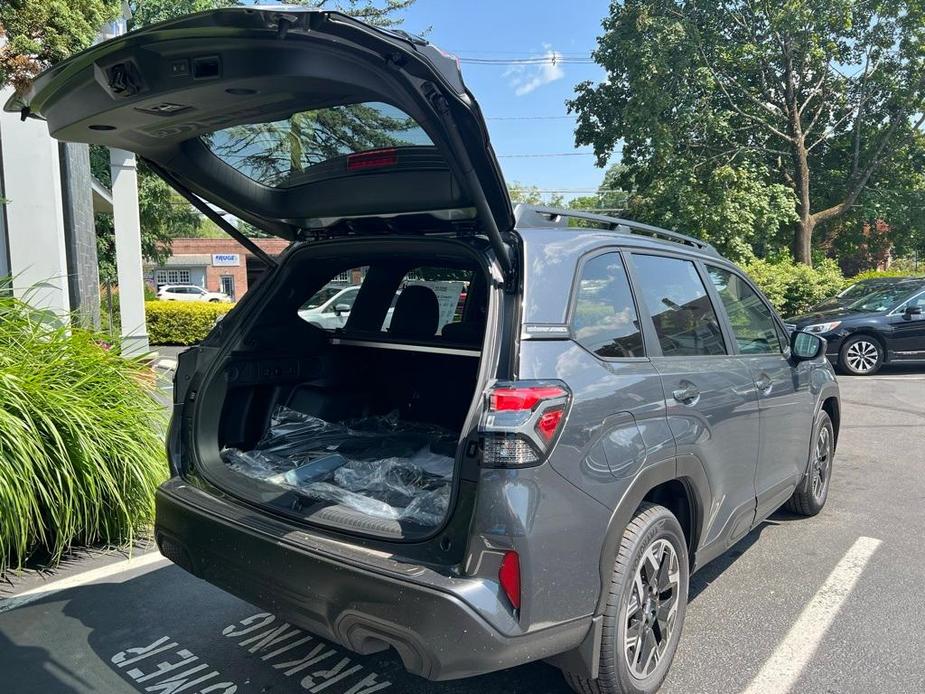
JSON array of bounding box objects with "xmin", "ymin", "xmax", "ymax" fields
[{"xmin": 389, "ymin": 285, "xmax": 439, "ymax": 339}]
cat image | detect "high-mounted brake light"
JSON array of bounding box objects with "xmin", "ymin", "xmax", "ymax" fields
[
  {"xmin": 480, "ymin": 381, "xmax": 570, "ymax": 467},
  {"xmin": 499, "ymin": 551, "xmax": 521, "ymax": 610},
  {"xmin": 346, "ymin": 148, "xmax": 398, "ymax": 171}
]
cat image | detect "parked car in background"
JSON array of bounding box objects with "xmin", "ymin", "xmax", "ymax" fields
[
  {"xmin": 19, "ymin": 7, "xmax": 841, "ymax": 692},
  {"xmin": 157, "ymin": 284, "xmax": 232, "ymax": 303},
  {"xmin": 806, "ymin": 276, "xmax": 918, "ymax": 312},
  {"xmin": 297, "ymin": 285, "xmax": 360, "ymax": 329},
  {"xmin": 788, "ymin": 277, "xmax": 925, "ymax": 375}
]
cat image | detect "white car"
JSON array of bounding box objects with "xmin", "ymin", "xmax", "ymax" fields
[
  {"xmin": 157, "ymin": 284, "xmax": 231, "ymax": 303},
  {"xmin": 297, "ymin": 285, "xmax": 359, "ymax": 329}
]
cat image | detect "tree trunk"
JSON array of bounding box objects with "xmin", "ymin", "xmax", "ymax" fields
[{"xmin": 792, "ymin": 215, "xmax": 814, "ymax": 266}]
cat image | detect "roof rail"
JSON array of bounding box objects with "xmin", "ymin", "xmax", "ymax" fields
[{"xmin": 513, "ymin": 204, "xmax": 719, "ymax": 256}]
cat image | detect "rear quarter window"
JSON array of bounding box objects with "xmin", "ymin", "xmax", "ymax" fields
[{"xmin": 571, "ymin": 252, "xmax": 645, "ymax": 358}]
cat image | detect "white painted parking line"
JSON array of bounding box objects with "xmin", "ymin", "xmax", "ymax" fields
[
  {"xmin": 741, "ymin": 536, "xmax": 881, "ymax": 694},
  {"xmin": 0, "ymin": 551, "xmax": 167, "ymax": 614}
]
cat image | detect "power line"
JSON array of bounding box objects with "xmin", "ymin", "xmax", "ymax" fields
[
  {"xmin": 486, "ymin": 114, "xmax": 577, "ymax": 121},
  {"xmin": 498, "ymin": 152, "xmax": 598, "ymax": 158}
]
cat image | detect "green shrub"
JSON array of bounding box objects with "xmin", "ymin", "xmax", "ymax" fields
[
  {"xmin": 743, "ymin": 258, "xmax": 846, "ymax": 318},
  {"xmin": 0, "ymin": 292, "xmax": 168, "ymax": 572},
  {"xmin": 145, "ymin": 300, "xmax": 233, "ymax": 345},
  {"xmin": 848, "ymin": 268, "xmax": 925, "ymax": 283}
]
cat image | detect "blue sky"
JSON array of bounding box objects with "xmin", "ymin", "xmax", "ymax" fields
[{"xmin": 399, "ymin": 0, "xmax": 616, "ymax": 202}]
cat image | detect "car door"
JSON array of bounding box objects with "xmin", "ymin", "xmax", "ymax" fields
[
  {"xmin": 628, "ymin": 253, "xmax": 760, "ymax": 561},
  {"xmin": 889, "ymin": 290, "xmax": 925, "ymax": 358},
  {"xmin": 705, "ymin": 264, "xmax": 815, "ymax": 520}
]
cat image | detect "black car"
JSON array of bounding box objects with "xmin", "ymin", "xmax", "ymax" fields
[
  {"xmin": 807, "ymin": 276, "xmax": 918, "ymax": 312},
  {"xmin": 789, "ymin": 278, "xmax": 925, "ymax": 375}
]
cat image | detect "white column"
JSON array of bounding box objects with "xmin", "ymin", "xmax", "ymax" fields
[
  {"xmin": 0, "ymin": 85, "xmax": 71, "ymax": 315},
  {"xmin": 110, "ymin": 148, "xmax": 149, "ymax": 355}
]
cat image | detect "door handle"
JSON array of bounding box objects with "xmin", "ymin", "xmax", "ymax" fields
[
  {"xmin": 755, "ymin": 373, "xmax": 773, "ymax": 393},
  {"xmin": 672, "ymin": 382, "xmax": 700, "ymax": 404}
]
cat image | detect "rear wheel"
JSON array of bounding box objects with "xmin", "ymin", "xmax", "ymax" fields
[
  {"xmin": 784, "ymin": 410, "xmax": 834, "ymax": 517},
  {"xmin": 839, "ymin": 335, "xmax": 882, "ymax": 375},
  {"xmin": 565, "ymin": 503, "xmax": 689, "ymax": 694}
]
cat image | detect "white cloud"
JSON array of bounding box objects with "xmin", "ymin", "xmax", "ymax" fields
[{"xmin": 504, "ymin": 44, "xmax": 565, "ymax": 96}]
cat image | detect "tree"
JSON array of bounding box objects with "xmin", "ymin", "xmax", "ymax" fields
[
  {"xmin": 90, "ymin": 145, "xmax": 201, "ymax": 283},
  {"xmin": 0, "ymin": 1, "xmax": 120, "ymax": 94},
  {"xmin": 571, "ymin": 1, "xmax": 925, "ymax": 265},
  {"xmin": 507, "ymin": 182, "xmax": 565, "ymax": 208}
]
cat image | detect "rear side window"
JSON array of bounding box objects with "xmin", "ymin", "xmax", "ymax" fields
[
  {"xmin": 298, "ymin": 267, "xmax": 366, "ymax": 329},
  {"xmin": 631, "ymin": 254, "xmax": 726, "ymax": 357},
  {"xmin": 385, "ymin": 267, "xmax": 472, "ymax": 335},
  {"xmin": 707, "ymin": 266, "xmax": 783, "ymax": 354},
  {"xmin": 572, "ymin": 253, "xmax": 644, "ymax": 358}
]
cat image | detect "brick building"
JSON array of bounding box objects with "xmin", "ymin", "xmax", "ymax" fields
[{"xmin": 146, "ymin": 237, "xmax": 289, "ymax": 301}]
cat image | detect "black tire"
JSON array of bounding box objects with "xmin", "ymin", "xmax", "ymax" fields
[
  {"xmin": 208, "ymin": 298, "xmax": 220, "ymax": 303},
  {"xmin": 838, "ymin": 334, "xmax": 883, "ymax": 375},
  {"xmin": 565, "ymin": 503, "xmax": 689, "ymax": 694},
  {"xmin": 784, "ymin": 410, "xmax": 834, "ymax": 517}
]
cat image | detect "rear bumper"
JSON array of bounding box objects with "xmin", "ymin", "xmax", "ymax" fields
[{"xmin": 154, "ymin": 477, "xmax": 589, "ymax": 681}]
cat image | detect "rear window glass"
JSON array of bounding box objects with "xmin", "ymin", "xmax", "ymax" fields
[
  {"xmin": 298, "ymin": 267, "xmax": 366, "ymax": 330},
  {"xmin": 383, "ymin": 267, "xmax": 472, "ymax": 335},
  {"xmin": 202, "ymin": 102, "xmax": 433, "ymax": 188}
]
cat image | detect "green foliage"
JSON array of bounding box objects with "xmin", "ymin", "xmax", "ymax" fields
[
  {"xmin": 507, "ymin": 182, "xmax": 564, "ymax": 208},
  {"xmin": 146, "ymin": 301, "xmax": 233, "ymax": 345},
  {"xmin": 626, "ymin": 163, "xmax": 797, "ymax": 262},
  {"xmin": 571, "ymin": 0, "xmax": 925, "ymax": 265},
  {"xmin": 0, "ymin": 0, "xmax": 121, "ymax": 92},
  {"xmin": 91, "ymin": 146, "xmax": 202, "ymax": 284},
  {"xmin": 743, "ymin": 258, "xmax": 846, "ymax": 317},
  {"xmin": 849, "ymin": 268, "xmax": 925, "ymax": 282},
  {"xmin": 0, "ymin": 289, "xmax": 167, "ymax": 572}
]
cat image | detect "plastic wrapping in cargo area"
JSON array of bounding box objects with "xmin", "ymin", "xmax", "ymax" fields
[{"xmin": 179, "ymin": 238, "xmax": 507, "ymax": 542}]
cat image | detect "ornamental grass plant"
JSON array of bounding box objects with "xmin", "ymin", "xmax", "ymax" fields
[{"xmin": 0, "ymin": 290, "xmax": 168, "ymax": 573}]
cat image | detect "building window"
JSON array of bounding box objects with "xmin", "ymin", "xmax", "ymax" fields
[{"xmin": 156, "ymin": 269, "xmax": 191, "ymax": 285}]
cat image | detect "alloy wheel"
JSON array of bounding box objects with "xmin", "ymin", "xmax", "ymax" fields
[
  {"xmin": 845, "ymin": 339, "xmax": 879, "ymax": 373},
  {"xmin": 811, "ymin": 424, "xmax": 832, "ymax": 500},
  {"xmin": 624, "ymin": 538, "xmax": 680, "ymax": 679}
]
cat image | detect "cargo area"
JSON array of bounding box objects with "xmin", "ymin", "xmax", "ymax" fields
[{"xmin": 190, "ymin": 239, "xmax": 497, "ymax": 540}]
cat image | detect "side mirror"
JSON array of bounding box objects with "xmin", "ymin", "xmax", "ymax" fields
[
  {"xmin": 791, "ymin": 331, "xmax": 825, "ymax": 361},
  {"xmin": 904, "ymin": 305, "xmax": 922, "ymax": 319},
  {"xmin": 333, "ymin": 303, "xmax": 351, "ymax": 315}
]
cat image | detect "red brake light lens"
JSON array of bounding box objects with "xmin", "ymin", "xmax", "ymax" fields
[
  {"xmin": 499, "ymin": 551, "xmax": 521, "ymax": 610},
  {"xmin": 346, "ymin": 148, "xmax": 398, "ymax": 171},
  {"xmin": 535, "ymin": 406, "xmax": 565, "ymax": 442},
  {"xmin": 489, "ymin": 385, "xmax": 568, "ymax": 412}
]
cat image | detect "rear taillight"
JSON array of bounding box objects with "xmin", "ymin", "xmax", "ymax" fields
[
  {"xmin": 499, "ymin": 551, "xmax": 521, "ymax": 610},
  {"xmin": 346, "ymin": 148, "xmax": 398, "ymax": 171},
  {"xmin": 480, "ymin": 381, "xmax": 570, "ymax": 467}
]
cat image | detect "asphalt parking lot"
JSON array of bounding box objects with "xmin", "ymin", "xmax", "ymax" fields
[{"xmin": 2, "ymin": 367, "xmax": 924, "ymax": 694}]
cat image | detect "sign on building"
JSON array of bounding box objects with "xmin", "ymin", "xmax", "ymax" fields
[{"xmin": 212, "ymin": 253, "xmax": 240, "ymax": 267}]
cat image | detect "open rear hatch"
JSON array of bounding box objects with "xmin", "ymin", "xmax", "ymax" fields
[
  {"xmin": 6, "ymin": 6, "xmax": 514, "ymax": 276},
  {"xmin": 9, "ymin": 7, "xmax": 518, "ymax": 542}
]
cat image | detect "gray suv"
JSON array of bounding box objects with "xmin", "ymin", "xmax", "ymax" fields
[{"xmin": 11, "ymin": 7, "xmax": 840, "ymax": 692}]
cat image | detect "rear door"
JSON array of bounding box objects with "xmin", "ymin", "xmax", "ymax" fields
[
  {"xmin": 704, "ymin": 264, "xmax": 814, "ymax": 518},
  {"xmin": 889, "ymin": 289, "xmax": 925, "ymax": 357},
  {"xmin": 627, "ymin": 252, "xmax": 760, "ymax": 560},
  {"xmin": 6, "ymin": 7, "xmax": 514, "ymax": 277}
]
